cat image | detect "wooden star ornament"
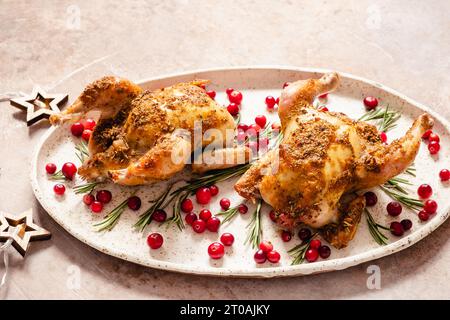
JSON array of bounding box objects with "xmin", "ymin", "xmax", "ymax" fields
[
  {"xmin": 0, "ymin": 209, "xmax": 51, "ymax": 257},
  {"xmin": 10, "ymin": 86, "xmax": 68, "ymax": 126}
]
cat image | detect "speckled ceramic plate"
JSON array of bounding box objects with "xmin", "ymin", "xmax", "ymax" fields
[{"xmin": 31, "ymin": 67, "xmax": 450, "ymax": 277}]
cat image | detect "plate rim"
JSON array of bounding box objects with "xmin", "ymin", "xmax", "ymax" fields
[{"xmin": 30, "ymin": 66, "xmax": 450, "ymax": 278}]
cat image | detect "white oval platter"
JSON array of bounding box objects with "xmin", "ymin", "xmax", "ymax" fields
[{"xmin": 31, "ymin": 67, "xmax": 450, "ymax": 278}]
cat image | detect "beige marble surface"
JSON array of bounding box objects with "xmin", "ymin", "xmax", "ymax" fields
[{"xmin": 0, "ymin": 0, "xmax": 449, "ymax": 299}]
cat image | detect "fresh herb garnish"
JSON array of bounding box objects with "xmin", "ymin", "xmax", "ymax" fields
[
  {"xmin": 365, "ymin": 208, "xmax": 389, "ymax": 245},
  {"xmin": 244, "ymin": 199, "xmax": 263, "ymax": 249},
  {"xmin": 94, "ymin": 197, "xmax": 129, "ymax": 231},
  {"xmin": 288, "ymin": 232, "xmax": 318, "ymax": 265},
  {"xmin": 73, "ymin": 182, "xmax": 100, "ymax": 194},
  {"xmin": 49, "ymin": 170, "xmax": 65, "ymax": 181},
  {"xmin": 75, "ymin": 141, "xmax": 89, "ymax": 163}
]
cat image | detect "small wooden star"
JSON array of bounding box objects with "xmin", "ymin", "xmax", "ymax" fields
[
  {"xmin": 0, "ymin": 209, "xmax": 51, "ymax": 257},
  {"xmin": 10, "ymin": 86, "xmax": 68, "ymax": 126}
]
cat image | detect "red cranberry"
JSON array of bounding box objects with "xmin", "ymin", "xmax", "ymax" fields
[
  {"xmin": 90, "ymin": 201, "xmax": 103, "ymax": 213},
  {"xmin": 298, "ymin": 228, "xmax": 312, "ymax": 241},
  {"xmin": 61, "ymin": 162, "xmax": 77, "ymax": 180},
  {"xmin": 418, "ymin": 210, "xmax": 430, "ymax": 221},
  {"xmin": 196, "ymin": 187, "xmax": 211, "ymax": 204},
  {"xmin": 206, "ymin": 217, "xmax": 221, "ymax": 232},
  {"xmin": 319, "ymin": 93, "xmax": 328, "ymax": 99},
  {"xmin": 429, "ymin": 133, "xmax": 440, "ymax": 143},
  {"xmin": 364, "ymin": 191, "xmax": 378, "ymax": 206},
  {"xmin": 227, "ymin": 103, "xmax": 239, "ymax": 116},
  {"xmin": 363, "ymin": 96, "xmax": 378, "ymax": 110},
  {"xmin": 247, "ymin": 124, "xmax": 261, "ymax": 138},
  {"xmin": 282, "ymin": 82, "xmax": 290, "ymax": 89},
  {"xmin": 82, "ymin": 129, "xmax": 92, "ymax": 142},
  {"xmin": 185, "ymin": 212, "xmax": 197, "ymax": 225},
  {"xmin": 147, "ymin": 233, "xmax": 163, "ymax": 249},
  {"xmin": 228, "ymin": 90, "xmax": 243, "ymax": 105},
  {"xmin": 208, "ymin": 242, "xmax": 225, "ymax": 259},
  {"xmin": 153, "ymin": 209, "xmax": 167, "ymax": 222},
  {"xmin": 71, "ymin": 122, "xmax": 84, "ymax": 137},
  {"xmin": 192, "ymin": 219, "xmax": 206, "ymax": 233},
  {"xmin": 422, "ymin": 129, "xmax": 433, "ymax": 139},
  {"xmin": 417, "ymin": 184, "xmax": 432, "ymax": 199},
  {"xmin": 254, "ymin": 249, "xmax": 267, "ymax": 264},
  {"xmin": 225, "ymin": 88, "xmax": 234, "ymax": 95},
  {"xmin": 309, "ymin": 239, "xmax": 321, "ymax": 250},
  {"xmin": 181, "ymin": 198, "xmax": 193, "ymax": 213},
  {"xmin": 428, "ymin": 141, "xmax": 440, "ymax": 154},
  {"xmin": 237, "ymin": 123, "xmax": 248, "ymax": 132},
  {"xmin": 220, "ymin": 233, "xmax": 235, "ymax": 246},
  {"xmin": 198, "ymin": 84, "xmax": 206, "ymax": 90},
  {"xmin": 265, "ymin": 96, "xmax": 276, "ymax": 110},
  {"xmin": 401, "ymin": 219, "xmax": 413, "ymax": 231},
  {"xmin": 255, "ymin": 115, "xmax": 267, "ymax": 128},
  {"xmin": 238, "ymin": 204, "xmax": 248, "ymax": 214},
  {"xmin": 281, "ymin": 230, "xmax": 291, "ymax": 242},
  {"xmin": 318, "ymin": 245, "xmax": 331, "ymax": 259},
  {"xmin": 390, "ymin": 221, "xmax": 404, "ymax": 236},
  {"xmin": 83, "ymin": 119, "xmax": 96, "ymax": 131},
  {"xmin": 219, "ymin": 198, "xmax": 231, "ymax": 210},
  {"xmin": 275, "ymin": 97, "xmax": 280, "ymax": 105},
  {"xmin": 206, "ymin": 90, "xmax": 216, "ymax": 99},
  {"xmin": 53, "ymin": 184, "xmax": 65, "ymax": 195},
  {"xmin": 199, "ymin": 209, "xmax": 212, "ymax": 222},
  {"xmin": 45, "ymin": 163, "xmax": 57, "ymax": 174},
  {"xmin": 209, "ymin": 185, "xmax": 219, "ymax": 196},
  {"xmin": 424, "ymin": 199, "xmax": 437, "ymax": 214},
  {"xmin": 387, "ymin": 201, "xmax": 402, "ymax": 216},
  {"xmin": 269, "ymin": 210, "xmax": 277, "ymax": 222},
  {"xmin": 305, "ymin": 249, "xmax": 319, "ymax": 262},
  {"xmin": 318, "ymin": 106, "xmax": 328, "ymax": 112},
  {"xmin": 267, "ymin": 250, "xmax": 281, "ymax": 263},
  {"xmin": 83, "ymin": 194, "xmax": 95, "ymax": 205},
  {"xmin": 96, "ymin": 190, "xmax": 112, "ymax": 204},
  {"xmin": 380, "ymin": 131, "xmax": 387, "ymax": 143},
  {"xmin": 127, "ymin": 196, "xmax": 141, "ymax": 210},
  {"xmin": 259, "ymin": 241, "xmax": 273, "ymax": 253},
  {"xmin": 439, "ymin": 169, "xmax": 450, "ymax": 181}
]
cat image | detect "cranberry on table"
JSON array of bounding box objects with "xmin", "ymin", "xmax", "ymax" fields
[
  {"xmin": 83, "ymin": 194, "xmax": 95, "ymax": 205},
  {"xmin": 238, "ymin": 204, "xmax": 248, "ymax": 214},
  {"xmin": 422, "ymin": 129, "xmax": 433, "ymax": 139},
  {"xmin": 208, "ymin": 242, "xmax": 225, "ymax": 259},
  {"xmin": 206, "ymin": 217, "xmax": 221, "ymax": 232},
  {"xmin": 153, "ymin": 209, "xmax": 167, "ymax": 222},
  {"xmin": 192, "ymin": 219, "xmax": 206, "ymax": 233},
  {"xmin": 428, "ymin": 133, "xmax": 440, "ymax": 143},
  {"xmin": 363, "ymin": 96, "xmax": 378, "ymax": 110},
  {"xmin": 364, "ymin": 191, "xmax": 378, "ymax": 206},
  {"xmin": 390, "ymin": 221, "xmax": 404, "ymax": 236},
  {"xmin": 199, "ymin": 209, "xmax": 212, "ymax": 222},
  {"xmin": 254, "ymin": 249, "xmax": 267, "ymax": 264},
  {"xmin": 96, "ymin": 190, "xmax": 112, "ymax": 204},
  {"xmin": 269, "ymin": 210, "xmax": 277, "ymax": 222},
  {"xmin": 90, "ymin": 201, "xmax": 103, "ymax": 213},
  {"xmin": 418, "ymin": 210, "xmax": 430, "ymax": 221},
  {"xmin": 209, "ymin": 185, "xmax": 219, "ymax": 196},
  {"xmin": 196, "ymin": 187, "xmax": 211, "ymax": 204},
  {"xmin": 147, "ymin": 233, "xmax": 163, "ymax": 249},
  {"xmin": 220, "ymin": 233, "xmax": 235, "ymax": 246},
  {"xmin": 45, "ymin": 163, "xmax": 57, "ymax": 174},
  {"xmin": 423, "ymin": 199, "xmax": 437, "ymax": 214},
  {"xmin": 181, "ymin": 198, "xmax": 193, "ymax": 213},
  {"xmin": 387, "ymin": 201, "xmax": 402, "ymax": 216},
  {"xmin": 127, "ymin": 196, "xmax": 141, "ymax": 210},
  {"xmin": 227, "ymin": 103, "xmax": 239, "ymax": 116},
  {"xmin": 237, "ymin": 123, "xmax": 248, "ymax": 132},
  {"xmin": 70, "ymin": 122, "xmax": 84, "ymax": 137},
  {"xmin": 228, "ymin": 90, "xmax": 243, "ymax": 105},
  {"xmin": 281, "ymin": 230, "xmax": 292, "ymax": 242},
  {"xmin": 318, "ymin": 245, "xmax": 331, "ymax": 259},
  {"xmin": 206, "ymin": 90, "xmax": 216, "ymax": 99},
  {"xmin": 259, "ymin": 241, "xmax": 273, "ymax": 253},
  {"xmin": 428, "ymin": 141, "xmax": 440, "ymax": 154},
  {"xmin": 265, "ymin": 96, "xmax": 276, "ymax": 110},
  {"xmin": 267, "ymin": 250, "xmax": 281, "ymax": 263},
  {"xmin": 401, "ymin": 219, "xmax": 413, "ymax": 231},
  {"xmin": 61, "ymin": 162, "xmax": 77, "ymax": 180},
  {"xmin": 282, "ymin": 82, "xmax": 290, "ymax": 89},
  {"xmin": 305, "ymin": 248, "xmax": 319, "ymax": 262},
  {"xmin": 83, "ymin": 119, "xmax": 96, "ymax": 131},
  {"xmin": 439, "ymin": 169, "xmax": 450, "ymax": 181},
  {"xmin": 219, "ymin": 198, "xmax": 231, "ymax": 210},
  {"xmin": 298, "ymin": 228, "xmax": 312, "ymax": 241},
  {"xmin": 53, "ymin": 184, "xmax": 65, "ymax": 195},
  {"xmin": 82, "ymin": 129, "xmax": 92, "ymax": 142},
  {"xmin": 417, "ymin": 184, "xmax": 433, "ymax": 199},
  {"xmin": 379, "ymin": 131, "xmax": 387, "ymax": 143},
  {"xmin": 185, "ymin": 212, "xmax": 197, "ymax": 225},
  {"xmin": 225, "ymin": 88, "xmax": 234, "ymax": 95},
  {"xmin": 255, "ymin": 115, "xmax": 267, "ymax": 128},
  {"xmin": 309, "ymin": 239, "xmax": 321, "ymax": 250}
]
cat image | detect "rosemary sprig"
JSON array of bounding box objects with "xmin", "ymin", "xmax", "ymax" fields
[
  {"xmin": 94, "ymin": 197, "xmax": 129, "ymax": 231},
  {"xmin": 358, "ymin": 106, "xmax": 400, "ymax": 132},
  {"xmin": 405, "ymin": 165, "xmax": 416, "ymax": 177},
  {"xmin": 165, "ymin": 190, "xmax": 188, "ymax": 231},
  {"xmin": 49, "ymin": 170, "xmax": 65, "ymax": 181},
  {"xmin": 288, "ymin": 232, "xmax": 318, "ymax": 265},
  {"xmin": 365, "ymin": 209, "xmax": 389, "ymax": 245},
  {"xmin": 379, "ymin": 185, "xmax": 424, "ymax": 211},
  {"xmin": 244, "ymin": 199, "xmax": 263, "ymax": 249},
  {"xmin": 73, "ymin": 182, "xmax": 100, "ymax": 194},
  {"xmin": 75, "ymin": 141, "xmax": 89, "ymax": 163},
  {"xmin": 216, "ymin": 205, "xmax": 240, "ymax": 224}
]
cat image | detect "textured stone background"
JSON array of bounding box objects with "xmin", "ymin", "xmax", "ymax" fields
[{"xmin": 0, "ymin": 0, "xmax": 449, "ymax": 299}]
